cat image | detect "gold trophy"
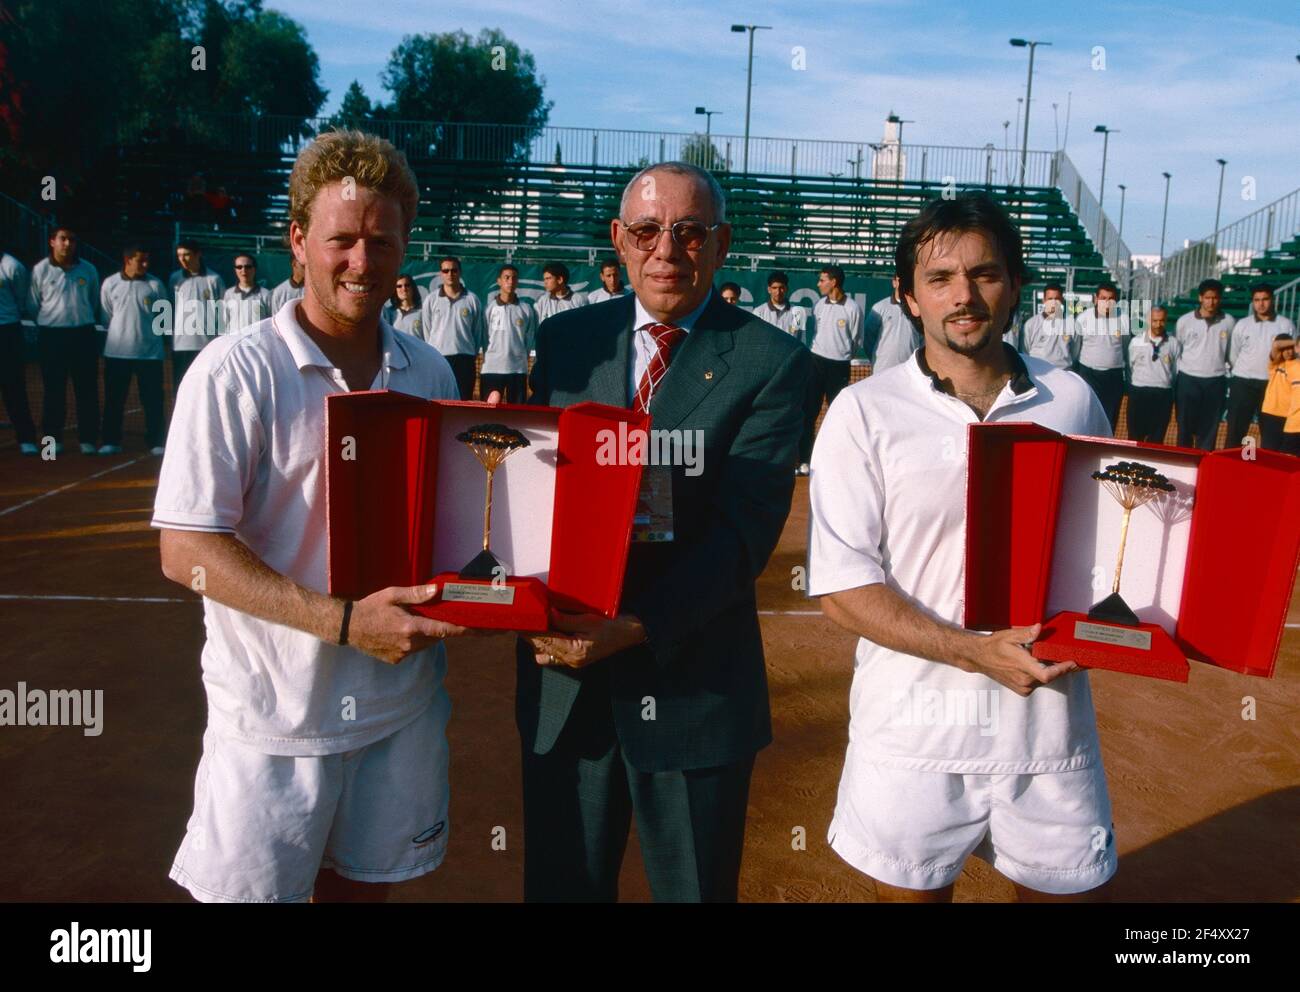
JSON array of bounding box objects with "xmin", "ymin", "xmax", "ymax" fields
[
  {"xmin": 1088, "ymin": 460, "xmax": 1175, "ymax": 626},
  {"xmin": 455, "ymin": 423, "xmax": 531, "ymax": 579}
]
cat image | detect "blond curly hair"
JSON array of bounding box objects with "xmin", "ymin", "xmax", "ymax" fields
[{"xmin": 288, "ymin": 130, "xmax": 419, "ymax": 234}]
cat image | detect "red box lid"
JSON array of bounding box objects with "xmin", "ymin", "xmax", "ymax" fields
[
  {"xmin": 964, "ymin": 423, "xmax": 1299, "ymax": 678},
  {"xmin": 325, "ymin": 391, "xmax": 648, "ymax": 618}
]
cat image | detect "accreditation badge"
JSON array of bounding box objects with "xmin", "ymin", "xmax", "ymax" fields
[{"xmin": 632, "ymin": 465, "xmax": 675, "ymax": 543}]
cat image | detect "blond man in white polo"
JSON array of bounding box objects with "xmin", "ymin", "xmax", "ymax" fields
[{"xmin": 154, "ymin": 131, "xmax": 470, "ymax": 903}]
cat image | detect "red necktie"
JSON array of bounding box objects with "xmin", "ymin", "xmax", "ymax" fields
[{"xmin": 633, "ymin": 323, "xmax": 686, "ymax": 413}]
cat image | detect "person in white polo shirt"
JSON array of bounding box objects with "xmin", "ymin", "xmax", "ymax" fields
[
  {"xmin": 809, "ymin": 192, "xmax": 1115, "ymax": 903},
  {"xmin": 420, "ymin": 254, "xmax": 483, "ymax": 400},
  {"xmin": 481, "ymin": 263, "xmax": 536, "ymax": 403},
  {"xmin": 1174, "ymin": 278, "xmax": 1235, "ymax": 450},
  {"xmin": 99, "ymin": 244, "xmax": 167, "ymax": 455},
  {"xmin": 29, "ymin": 226, "xmax": 101, "ymax": 454},
  {"xmin": 1020, "ymin": 283, "xmax": 1078, "ymax": 370},
  {"xmin": 0, "ymin": 248, "xmax": 37, "ymax": 454},
  {"xmin": 383, "ymin": 273, "xmax": 424, "ymax": 337},
  {"xmin": 153, "ymin": 130, "xmax": 477, "ymax": 904},
  {"xmin": 799, "ymin": 264, "xmax": 863, "ymax": 475},
  {"xmin": 751, "ymin": 270, "xmax": 803, "ymax": 339},
  {"xmin": 1226, "ymin": 282, "xmax": 1294, "ymax": 448},
  {"xmin": 169, "ymin": 241, "xmax": 224, "ymax": 384},
  {"xmin": 867, "ymin": 274, "xmax": 921, "ymax": 373},
  {"xmin": 535, "ymin": 262, "xmax": 588, "ymax": 325},
  {"xmin": 271, "ymin": 255, "xmax": 306, "ymax": 312},
  {"xmin": 1073, "ymin": 281, "xmax": 1129, "ymax": 431},
  {"xmin": 1126, "ymin": 304, "xmax": 1181, "ymax": 444},
  {"xmin": 586, "ymin": 258, "xmax": 631, "ymax": 303},
  {"xmin": 221, "ymin": 253, "xmax": 273, "ymax": 333}
]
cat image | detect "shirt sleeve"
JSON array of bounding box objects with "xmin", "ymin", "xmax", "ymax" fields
[
  {"xmin": 99, "ymin": 278, "xmax": 115, "ymax": 326},
  {"xmin": 152, "ymin": 356, "xmax": 263, "ymax": 533},
  {"xmin": 807, "ymin": 391, "xmax": 888, "ymax": 596},
  {"xmin": 27, "ymin": 264, "xmax": 42, "ymax": 319}
]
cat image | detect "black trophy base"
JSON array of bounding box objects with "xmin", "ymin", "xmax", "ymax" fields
[
  {"xmin": 460, "ymin": 549, "xmax": 504, "ymax": 580},
  {"xmin": 1087, "ymin": 591, "xmax": 1141, "ymax": 627}
]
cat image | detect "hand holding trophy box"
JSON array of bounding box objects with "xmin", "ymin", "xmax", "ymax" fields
[
  {"xmin": 325, "ymin": 392, "xmax": 650, "ymax": 633},
  {"xmin": 963, "ymin": 424, "xmax": 1300, "ymax": 682}
]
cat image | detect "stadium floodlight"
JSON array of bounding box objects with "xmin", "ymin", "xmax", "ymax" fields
[
  {"xmin": 731, "ymin": 24, "xmax": 772, "ymax": 175},
  {"xmin": 1158, "ymin": 172, "xmax": 1172, "ymax": 300},
  {"xmin": 1010, "ymin": 38, "xmax": 1051, "ymax": 187},
  {"xmin": 1213, "ymin": 158, "xmax": 1228, "ymax": 264},
  {"xmin": 694, "ymin": 106, "xmax": 721, "ymax": 140},
  {"xmin": 1094, "ymin": 126, "xmax": 1118, "ymax": 254}
]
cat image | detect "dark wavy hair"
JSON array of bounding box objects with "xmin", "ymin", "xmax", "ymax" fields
[{"xmin": 895, "ymin": 192, "xmax": 1026, "ymax": 334}]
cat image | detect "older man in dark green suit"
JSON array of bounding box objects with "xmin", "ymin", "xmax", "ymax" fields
[{"xmin": 518, "ymin": 161, "xmax": 809, "ymax": 902}]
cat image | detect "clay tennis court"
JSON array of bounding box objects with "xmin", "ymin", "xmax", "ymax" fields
[{"xmin": 1, "ymin": 373, "xmax": 1297, "ymax": 903}]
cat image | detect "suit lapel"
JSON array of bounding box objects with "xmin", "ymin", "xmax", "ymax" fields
[
  {"xmin": 649, "ymin": 295, "xmax": 735, "ymax": 432},
  {"xmin": 583, "ymin": 296, "xmax": 635, "ymax": 408}
]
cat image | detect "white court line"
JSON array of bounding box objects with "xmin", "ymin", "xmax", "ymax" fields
[
  {"xmin": 0, "ymin": 593, "xmax": 189, "ymax": 603},
  {"xmin": 0, "ymin": 454, "xmax": 148, "ymax": 518}
]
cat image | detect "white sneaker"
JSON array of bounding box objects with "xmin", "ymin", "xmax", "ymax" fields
[
  {"xmin": 150, "ymin": 446, "xmax": 165, "ymax": 456},
  {"xmin": 80, "ymin": 443, "xmax": 98, "ymax": 455},
  {"xmin": 97, "ymin": 444, "xmax": 122, "ymax": 455},
  {"xmin": 19, "ymin": 443, "xmax": 37, "ymax": 455}
]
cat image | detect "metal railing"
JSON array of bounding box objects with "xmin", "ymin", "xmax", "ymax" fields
[
  {"xmin": 117, "ymin": 111, "xmax": 1060, "ymax": 186},
  {"xmin": 0, "ymin": 191, "xmax": 118, "ymax": 274},
  {"xmin": 1273, "ymin": 275, "xmax": 1300, "ymax": 326},
  {"xmin": 1052, "ymin": 150, "xmax": 1132, "ymax": 287},
  {"xmin": 1156, "ymin": 185, "xmax": 1300, "ymax": 303}
]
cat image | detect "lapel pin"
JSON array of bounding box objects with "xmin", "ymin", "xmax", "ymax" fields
[{"xmin": 704, "ymin": 370, "xmax": 714, "ymax": 380}]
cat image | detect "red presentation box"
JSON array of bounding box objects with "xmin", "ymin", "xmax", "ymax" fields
[
  {"xmin": 964, "ymin": 423, "xmax": 1300, "ymax": 682},
  {"xmin": 326, "ymin": 392, "xmax": 648, "ymax": 632}
]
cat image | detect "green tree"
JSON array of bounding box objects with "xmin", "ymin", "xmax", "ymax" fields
[
  {"xmin": 681, "ymin": 133, "xmax": 725, "ymax": 172},
  {"xmin": 379, "ymin": 28, "xmax": 550, "ymax": 160}
]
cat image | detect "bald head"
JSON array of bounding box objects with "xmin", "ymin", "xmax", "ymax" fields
[{"xmin": 620, "ymin": 161, "xmax": 727, "ymax": 224}]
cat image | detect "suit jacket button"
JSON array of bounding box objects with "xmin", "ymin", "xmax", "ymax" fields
[{"xmin": 704, "ymin": 370, "xmax": 714, "ymax": 380}]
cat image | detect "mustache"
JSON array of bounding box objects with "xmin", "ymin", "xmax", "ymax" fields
[{"xmin": 944, "ymin": 309, "xmax": 990, "ymax": 322}]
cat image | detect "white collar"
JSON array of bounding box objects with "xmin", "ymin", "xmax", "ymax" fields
[
  {"xmin": 633, "ymin": 290, "xmax": 712, "ymax": 333},
  {"xmin": 273, "ymin": 300, "xmax": 410, "ymax": 373}
]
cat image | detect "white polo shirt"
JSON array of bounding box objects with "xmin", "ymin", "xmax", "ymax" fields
[
  {"xmin": 587, "ymin": 286, "xmax": 631, "ymax": 304},
  {"xmin": 388, "ymin": 305, "xmax": 423, "ymax": 338},
  {"xmin": 808, "ymin": 346, "xmax": 1111, "ymax": 780},
  {"xmin": 1230, "ymin": 313, "xmax": 1295, "ymax": 381},
  {"xmin": 152, "ymin": 300, "xmax": 459, "ymax": 756},
  {"xmin": 100, "ymin": 271, "xmax": 167, "ymax": 360},
  {"xmin": 751, "ymin": 300, "xmax": 804, "ymax": 340},
  {"xmin": 1128, "ymin": 332, "xmax": 1181, "ymax": 389},
  {"xmin": 270, "ymin": 278, "xmax": 305, "ymax": 313},
  {"xmin": 170, "ymin": 268, "xmax": 225, "ymax": 352},
  {"xmin": 482, "ymin": 294, "xmax": 538, "ymax": 375},
  {"xmin": 30, "ymin": 257, "xmax": 100, "ymax": 327},
  {"xmin": 810, "ymin": 294, "xmax": 864, "ymax": 361},
  {"xmin": 221, "ymin": 284, "xmax": 273, "ymax": 333},
  {"xmin": 421, "ymin": 286, "xmax": 483, "ymax": 356},
  {"xmin": 0, "ymin": 253, "xmax": 30, "ymax": 325},
  {"xmin": 1021, "ymin": 312, "xmax": 1079, "ymax": 370},
  {"xmin": 535, "ymin": 290, "xmax": 588, "ymax": 324},
  {"xmin": 1175, "ymin": 310, "xmax": 1234, "ymax": 379},
  {"xmin": 1075, "ymin": 307, "xmax": 1129, "ymax": 370},
  {"xmin": 868, "ymin": 295, "xmax": 921, "ymax": 372}
]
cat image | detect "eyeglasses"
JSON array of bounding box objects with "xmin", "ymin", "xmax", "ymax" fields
[
  {"xmin": 622, "ymin": 221, "xmax": 721, "ymax": 252},
  {"xmin": 234, "ymin": 264, "xmax": 254, "ymax": 269},
  {"xmin": 440, "ymin": 268, "xmax": 459, "ymax": 274}
]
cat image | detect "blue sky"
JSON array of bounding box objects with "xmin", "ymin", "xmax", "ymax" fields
[{"xmin": 273, "ymin": 0, "xmax": 1300, "ymax": 259}]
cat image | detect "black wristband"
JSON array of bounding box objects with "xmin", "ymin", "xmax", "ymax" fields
[{"xmin": 338, "ymin": 600, "xmax": 354, "ymax": 646}]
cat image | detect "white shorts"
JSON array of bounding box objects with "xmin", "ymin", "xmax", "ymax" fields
[
  {"xmin": 828, "ymin": 756, "xmax": 1117, "ymax": 895},
  {"xmin": 169, "ymin": 691, "xmax": 451, "ymax": 903}
]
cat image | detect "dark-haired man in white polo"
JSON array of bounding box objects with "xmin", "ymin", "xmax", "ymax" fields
[{"xmin": 809, "ymin": 192, "xmax": 1116, "ymax": 903}]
